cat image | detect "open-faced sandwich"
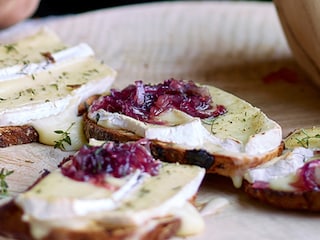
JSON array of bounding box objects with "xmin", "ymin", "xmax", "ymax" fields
[
  {"xmin": 83, "ymin": 78, "xmax": 283, "ymax": 186},
  {"xmin": 0, "ymin": 28, "xmax": 117, "ymax": 150},
  {"xmin": 243, "ymin": 126, "xmax": 320, "ymax": 211},
  {"xmin": 0, "ymin": 139, "xmax": 205, "ymax": 240}
]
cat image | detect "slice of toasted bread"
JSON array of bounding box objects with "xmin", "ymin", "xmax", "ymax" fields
[
  {"xmin": 243, "ymin": 181, "xmax": 320, "ymax": 211},
  {"xmin": 243, "ymin": 127, "xmax": 320, "ymax": 211},
  {"xmin": 0, "ymin": 125, "xmax": 38, "ymax": 147},
  {"xmin": 83, "ymin": 79, "xmax": 283, "ymax": 185}
]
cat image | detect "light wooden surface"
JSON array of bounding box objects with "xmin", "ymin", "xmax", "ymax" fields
[{"xmin": 1, "ymin": 1, "xmax": 320, "ymax": 240}]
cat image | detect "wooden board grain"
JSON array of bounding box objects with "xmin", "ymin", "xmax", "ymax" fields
[{"xmin": 1, "ymin": 2, "xmax": 320, "ymax": 240}]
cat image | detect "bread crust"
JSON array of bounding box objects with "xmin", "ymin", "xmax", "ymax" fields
[
  {"xmin": 0, "ymin": 200, "xmax": 31, "ymax": 240},
  {"xmin": 0, "ymin": 125, "xmax": 39, "ymax": 148},
  {"xmin": 78, "ymin": 94, "xmax": 101, "ymax": 116},
  {"xmin": 0, "ymin": 200, "xmax": 181, "ymax": 240},
  {"xmin": 83, "ymin": 114, "xmax": 284, "ymax": 177},
  {"xmin": 243, "ymin": 180, "xmax": 320, "ymax": 211}
]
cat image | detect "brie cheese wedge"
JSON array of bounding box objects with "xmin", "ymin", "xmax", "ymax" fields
[{"xmin": 0, "ymin": 28, "xmax": 117, "ymax": 150}]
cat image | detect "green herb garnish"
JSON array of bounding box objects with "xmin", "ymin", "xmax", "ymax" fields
[
  {"xmin": 3, "ymin": 44, "xmax": 18, "ymax": 53},
  {"xmin": 138, "ymin": 187, "xmax": 151, "ymax": 198},
  {"xmin": 0, "ymin": 168, "xmax": 14, "ymax": 196},
  {"xmin": 201, "ymin": 117, "xmax": 218, "ymax": 135},
  {"xmin": 295, "ymin": 129, "xmax": 320, "ymax": 148},
  {"xmin": 50, "ymin": 83, "xmax": 59, "ymax": 91},
  {"xmin": 201, "ymin": 118, "xmax": 215, "ymax": 125},
  {"xmin": 53, "ymin": 122, "xmax": 75, "ymax": 150}
]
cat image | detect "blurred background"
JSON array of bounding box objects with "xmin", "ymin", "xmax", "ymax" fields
[{"xmin": 33, "ymin": 0, "xmax": 272, "ymax": 17}]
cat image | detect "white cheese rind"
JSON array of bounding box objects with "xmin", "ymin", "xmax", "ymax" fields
[
  {"xmin": 91, "ymin": 109, "xmax": 210, "ymax": 148},
  {"xmin": 245, "ymin": 124, "xmax": 283, "ymax": 155},
  {"xmin": 244, "ymin": 147, "xmax": 316, "ymax": 191},
  {"xmin": 15, "ymin": 169, "xmax": 146, "ymax": 219},
  {"xmin": 244, "ymin": 147, "xmax": 313, "ymax": 183}
]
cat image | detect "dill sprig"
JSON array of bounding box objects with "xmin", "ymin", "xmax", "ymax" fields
[
  {"xmin": 295, "ymin": 129, "xmax": 320, "ymax": 148},
  {"xmin": 0, "ymin": 168, "xmax": 14, "ymax": 197},
  {"xmin": 201, "ymin": 117, "xmax": 215, "ymax": 125},
  {"xmin": 53, "ymin": 122, "xmax": 75, "ymax": 150},
  {"xmin": 3, "ymin": 43, "xmax": 18, "ymax": 53},
  {"xmin": 201, "ymin": 117, "xmax": 217, "ymax": 134}
]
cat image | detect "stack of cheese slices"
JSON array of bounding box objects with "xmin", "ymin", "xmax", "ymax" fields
[{"xmin": 0, "ymin": 28, "xmax": 116, "ymax": 150}]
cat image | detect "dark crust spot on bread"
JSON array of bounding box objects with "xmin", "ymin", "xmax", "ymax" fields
[
  {"xmin": 243, "ymin": 180, "xmax": 320, "ymax": 211},
  {"xmin": 0, "ymin": 125, "xmax": 39, "ymax": 147},
  {"xmin": 185, "ymin": 149, "xmax": 215, "ymax": 170},
  {"xmin": 139, "ymin": 140, "xmax": 208, "ymax": 171}
]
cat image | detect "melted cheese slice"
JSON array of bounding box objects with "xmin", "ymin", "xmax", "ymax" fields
[
  {"xmin": 89, "ymin": 85, "xmax": 282, "ymax": 158},
  {"xmin": 0, "ymin": 29, "xmax": 117, "ymax": 150},
  {"xmin": 244, "ymin": 147, "xmax": 316, "ymax": 191},
  {"xmin": 15, "ymin": 162, "xmax": 205, "ymax": 239}
]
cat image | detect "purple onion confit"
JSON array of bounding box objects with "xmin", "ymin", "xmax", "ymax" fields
[{"xmin": 89, "ymin": 78, "xmax": 227, "ymax": 124}]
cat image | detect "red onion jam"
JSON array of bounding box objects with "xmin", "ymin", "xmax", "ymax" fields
[
  {"xmin": 292, "ymin": 159, "xmax": 320, "ymax": 191},
  {"xmin": 89, "ymin": 78, "xmax": 226, "ymax": 124},
  {"xmin": 251, "ymin": 181, "xmax": 270, "ymax": 189},
  {"xmin": 59, "ymin": 140, "xmax": 160, "ymax": 185}
]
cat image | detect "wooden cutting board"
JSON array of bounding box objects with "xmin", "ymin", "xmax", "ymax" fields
[{"xmin": 1, "ymin": 2, "xmax": 320, "ymax": 240}]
